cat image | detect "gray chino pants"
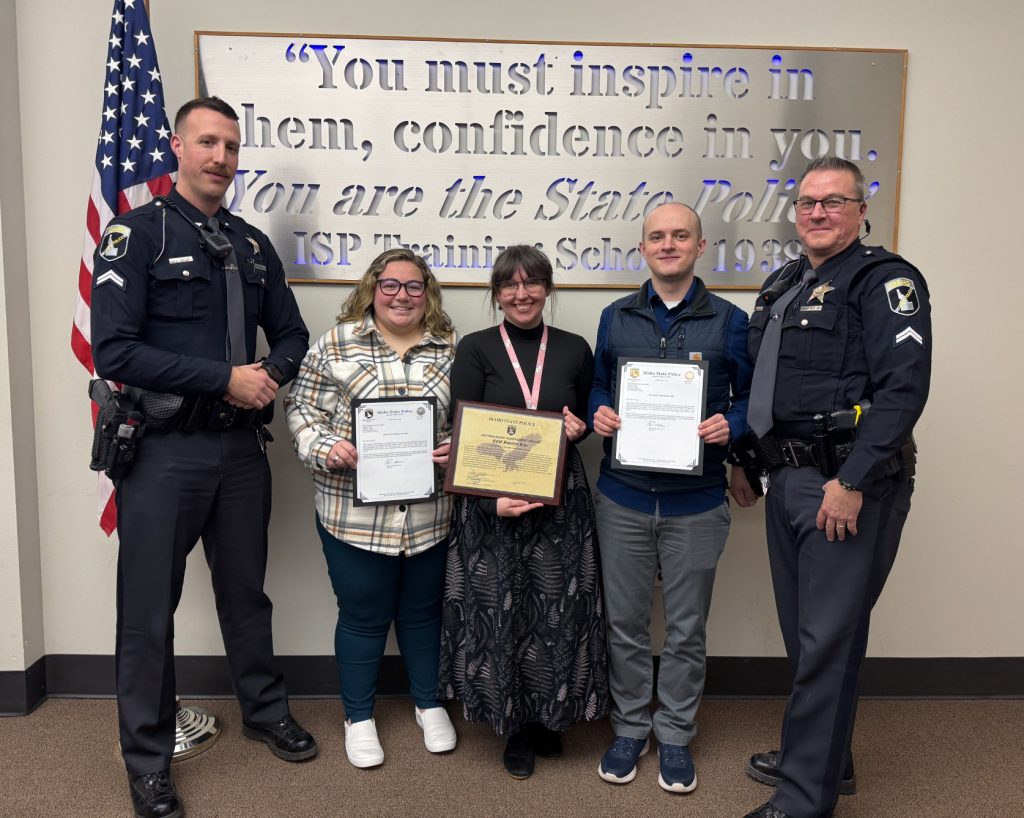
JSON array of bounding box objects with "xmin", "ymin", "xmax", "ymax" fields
[{"xmin": 595, "ymin": 488, "xmax": 729, "ymax": 746}]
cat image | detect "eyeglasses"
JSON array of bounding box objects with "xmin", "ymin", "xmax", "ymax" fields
[
  {"xmin": 497, "ymin": 277, "xmax": 547, "ymax": 296},
  {"xmin": 377, "ymin": 278, "xmax": 426, "ymax": 297},
  {"xmin": 793, "ymin": 196, "xmax": 864, "ymax": 214}
]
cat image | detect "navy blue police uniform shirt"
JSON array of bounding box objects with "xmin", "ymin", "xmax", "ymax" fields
[
  {"xmin": 747, "ymin": 239, "xmax": 932, "ymax": 489},
  {"xmin": 90, "ymin": 187, "xmax": 309, "ymax": 393}
]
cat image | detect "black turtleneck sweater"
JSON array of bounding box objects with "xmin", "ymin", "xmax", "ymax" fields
[{"xmin": 450, "ymin": 320, "xmax": 594, "ymax": 421}]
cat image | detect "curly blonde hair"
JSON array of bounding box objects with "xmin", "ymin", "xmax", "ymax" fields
[{"xmin": 337, "ymin": 248, "xmax": 454, "ymax": 335}]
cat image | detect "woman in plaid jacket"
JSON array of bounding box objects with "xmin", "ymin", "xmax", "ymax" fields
[{"xmin": 285, "ymin": 248, "xmax": 459, "ymax": 769}]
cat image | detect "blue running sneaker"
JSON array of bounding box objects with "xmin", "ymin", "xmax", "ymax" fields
[
  {"xmin": 658, "ymin": 742, "xmax": 696, "ymax": 793},
  {"xmin": 598, "ymin": 736, "xmax": 650, "ymax": 784}
]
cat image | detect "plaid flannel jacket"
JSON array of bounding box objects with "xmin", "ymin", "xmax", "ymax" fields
[{"xmin": 285, "ymin": 314, "xmax": 457, "ymax": 555}]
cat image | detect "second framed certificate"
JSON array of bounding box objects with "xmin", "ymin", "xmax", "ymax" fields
[
  {"xmin": 445, "ymin": 401, "xmax": 567, "ymax": 505},
  {"xmin": 612, "ymin": 357, "xmax": 708, "ymax": 475}
]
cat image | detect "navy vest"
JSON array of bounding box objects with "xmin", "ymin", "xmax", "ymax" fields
[{"xmin": 599, "ymin": 278, "xmax": 738, "ymax": 491}]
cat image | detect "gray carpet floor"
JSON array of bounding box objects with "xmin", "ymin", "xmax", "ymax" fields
[{"xmin": 1, "ymin": 697, "xmax": 1022, "ymax": 817}]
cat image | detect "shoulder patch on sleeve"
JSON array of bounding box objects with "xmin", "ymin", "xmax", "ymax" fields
[
  {"xmin": 893, "ymin": 326, "xmax": 924, "ymax": 348},
  {"xmin": 95, "ymin": 269, "xmax": 126, "ymax": 290},
  {"xmin": 884, "ymin": 277, "xmax": 919, "ymax": 316},
  {"xmin": 98, "ymin": 224, "xmax": 132, "ymax": 261}
]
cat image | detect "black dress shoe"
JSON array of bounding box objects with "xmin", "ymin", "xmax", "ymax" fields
[
  {"xmin": 129, "ymin": 770, "xmax": 184, "ymax": 818},
  {"xmin": 743, "ymin": 803, "xmax": 792, "ymax": 818},
  {"xmin": 746, "ymin": 749, "xmax": 857, "ymax": 795},
  {"xmin": 243, "ymin": 714, "xmax": 318, "ymax": 761},
  {"xmin": 526, "ymin": 722, "xmax": 563, "ymax": 758},
  {"xmin": 503, "ymin": 730, "xmax": 535, "ymax": 778}
]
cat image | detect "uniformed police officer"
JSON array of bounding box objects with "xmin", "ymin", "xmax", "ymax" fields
[
  {"xmin": 91, "ymin": 97, "xmax": 316, "ymax": 818},
  {"xmin": 734, "ymin": 156, "xmax": 931, "ymax": 818}
]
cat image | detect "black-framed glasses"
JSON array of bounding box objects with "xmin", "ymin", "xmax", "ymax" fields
[
  {"xmin": 793, "ymin": 196, "xmax": 864, "ymax": 214},
  {"xmin": 377, "ymin": 278, "xmax": 426, "ymax": 297},
  {"xmin": 497, "ymin": 276, "xmax": 547, "ymax": 296}
]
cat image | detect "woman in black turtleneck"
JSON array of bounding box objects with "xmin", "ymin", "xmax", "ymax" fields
[{"xmin": 438, "ymin": 245, "xmax": 609, "ymax": 778}]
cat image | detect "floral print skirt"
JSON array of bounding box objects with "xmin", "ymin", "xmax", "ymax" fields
[{"xmin": 438, "ymin": 447, "xmax": 610, "ymax": 735}]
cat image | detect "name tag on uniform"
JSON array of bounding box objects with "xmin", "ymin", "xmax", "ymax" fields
[{"xmin": 169, "ymin": 256, "xmax": 194, "ymax": 264}]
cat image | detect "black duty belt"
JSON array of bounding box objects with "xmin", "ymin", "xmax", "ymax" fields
[
  {"xmin": 136, "ymin": 390, "xmax": 265, "ymax": 433},
  {"xmin": 751, "ymin": 433, "xmax": 914, "ymax": 482},
  {"xmin": 756, "ymin": 436, "xmax": 819, "ymax": 469},
  {"xmin": 201, "ymin": 401, "xmax": 263, "ymax": 432}
]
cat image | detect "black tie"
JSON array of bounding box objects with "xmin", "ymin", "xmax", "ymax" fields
[
  {"xmin": 207, "ymin": 216, "xmax": 247, "ymax": 365},
  {"xmin": 747, "ymin": 267, "xmax": 818, "ymax": 438}
]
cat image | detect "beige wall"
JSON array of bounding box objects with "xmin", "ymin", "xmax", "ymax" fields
[{"xmin": 3, "ymin": 0, "xmax": 1022, "ymax": 672}]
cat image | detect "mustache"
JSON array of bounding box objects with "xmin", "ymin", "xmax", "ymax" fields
[{"xmin": 202, "ymin": 164, "xmax": 232, "ymax": 178}]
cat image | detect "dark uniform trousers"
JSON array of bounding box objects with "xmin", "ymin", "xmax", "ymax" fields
[
  {"xmin": 115, "ymin": 427, "xmax": 288, "ymax": 776},
  {"xmin": 766, "ymin": 466, "xmax": 913, "ymax": 818}
]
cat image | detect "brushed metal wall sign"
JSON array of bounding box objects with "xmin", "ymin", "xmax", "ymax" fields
[{"xmin": 196, "ymin": 34, "xmax": 906, "ymax": 288}]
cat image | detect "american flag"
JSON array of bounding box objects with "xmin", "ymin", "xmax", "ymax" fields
[{"xmin": 72, "ymin": 0, "xmax": 176, "ymax": 535}]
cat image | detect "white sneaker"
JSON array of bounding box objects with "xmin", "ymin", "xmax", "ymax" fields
[
  {"xmin": 415, "ymin": 706, "xmax": 457, "ymax": 753},
  {"xmin": 344, "ymin": 718, "xmax": 384, "ymax": 768}
]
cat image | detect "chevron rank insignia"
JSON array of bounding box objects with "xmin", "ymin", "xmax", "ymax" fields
[
  {"xmin": 893, "ymin": 326, "xmax": 924, "ymax": 348},
  {"xmin": 884, "ymin": 277, "xmax": 919, "ymax": 316},
  {"xmin": 98, "ymin": 224, "xmax": 131, "ymax": 261},
  {"xmin": 95, "ymin": 269, "xmax": 126, "ymax": 290}
]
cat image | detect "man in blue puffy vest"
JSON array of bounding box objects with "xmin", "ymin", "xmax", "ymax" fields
[{"xmin": 589, "ymin": 202, "xmax": 752, "ymax": 794}]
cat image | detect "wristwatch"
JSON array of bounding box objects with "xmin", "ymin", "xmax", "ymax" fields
[
  {"xmin": 259, "ymin": 359, "xmax": 285, "ymax": 384},
  {"xmin": 837, "ymin": 478, "xmax": 858, "ymax": 492}
]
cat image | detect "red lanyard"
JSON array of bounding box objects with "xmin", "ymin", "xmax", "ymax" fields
[{"xmin": 498, "ymin": 323, "xmax": 548, "ymax": 410}]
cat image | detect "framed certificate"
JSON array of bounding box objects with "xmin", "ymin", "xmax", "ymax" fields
[
  {"xmin": 444, "ymin": 400, "xmax": 567, "ymax": 505},
  {"xmin": 352, "ymin": 397, "xmax": 437, "ymax": 506},
  {"xmin": 611, "ymin": 357, "xmax": 709, "ymax": 475}
]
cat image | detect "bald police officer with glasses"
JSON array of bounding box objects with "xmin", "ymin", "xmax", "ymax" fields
[{"xmin": 734, "ymin": 156, "xmax": 931, "ymax": 818}]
